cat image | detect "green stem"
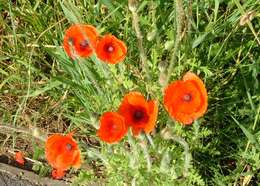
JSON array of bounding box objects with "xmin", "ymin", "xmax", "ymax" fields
[{"xmin": 170, "ymin": 135, "xmax": 192, "ymax": 177}]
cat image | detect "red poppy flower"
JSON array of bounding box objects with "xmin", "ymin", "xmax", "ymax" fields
[
  {"xmin": 164, "ymin": 72, "xmax": 208, "ymax": 125},
  {"xmin": 96, "ymin": 34, "xmax": 127, "ymax": 64},
  {"xmin": 97, "ymin": 112, "xmax": 128, "ymax": 143},
  {"xmin": 118, "ymin": 92, "xmax": 158, "ymax": 136},
  {"xmin": 15, "ymin": 151, "xmax": 25, "ymax": 165},
  {"xmin": 45, "ymin": 133, "xmax": 81, "ymax": 179},
  {"xmin": 63, "ymin": 24, "xmax": 98, "ymax": 59}
]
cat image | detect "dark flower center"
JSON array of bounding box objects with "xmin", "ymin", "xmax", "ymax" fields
[
  {"xmin": 79, "ymin": 40, "xmax": 89, "ymax": 49},
  {"xmin": 133, "ymin": 110, "xmax": 144, "ymax": 121},
  {"xmin": 109, "ymin": 122, "xmax": 117, "ymax": 131},
  {"xmin": 183, "ymin": 93, "xmax": 192, "ymax": 102},
  {"xmin": 105, "ymin": 44, "xmax": 114, "ymax": 53},
  {"xmin": 66, "ymin": 143, "xmax": 72, "ymax": 151}
]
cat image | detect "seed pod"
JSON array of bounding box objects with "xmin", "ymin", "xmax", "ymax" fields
[
  {"xmin": 147, "ymin": 29, "xmax": 157, "ymax": 41},
  {"xmin": 165, "ymin": 40, "xmax": 174, "ymax": 50}
]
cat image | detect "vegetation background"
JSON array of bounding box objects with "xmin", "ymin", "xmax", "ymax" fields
[{"xmin": 0, "ymin": 0, "xmax": 259, "ymax": 185}]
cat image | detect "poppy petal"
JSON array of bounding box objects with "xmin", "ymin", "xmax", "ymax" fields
[
  {"xmin": 72, "ymin": 151, "xmax": 81, "ymax": 169},
  {"xmin": 144, "ymin": 100, "xmax": 158, "ymax": 133},
  {"xmin": 183, "ymin": 72, "xmax": 208, "ymax": 117},
  {"xmin": 15, "ymin": 151, "xmax": 25, "ymax": 165},
  {"xmin": 52, "ymin": 169, "xmax": 66, "ymax": 180}
]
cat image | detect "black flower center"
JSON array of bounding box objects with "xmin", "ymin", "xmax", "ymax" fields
[
  {"xmin": 66, "ymin": 143, "xmax": 72, "ymax": 151},
  {"xmin": 79, "ymin": 40, "xmax": 89, "ymax": 49},
  {"xmin": 183, "ymin": 93, "xmax": 192, "ymax": 102},
  {"xmin": 133, "ymin": 110, "xmax": 144, "ymax": 121}
]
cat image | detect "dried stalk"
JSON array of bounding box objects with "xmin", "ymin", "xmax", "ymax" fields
[{"xmin": 0, "ymin": 125, "xmax": 46, "ymax": 142}]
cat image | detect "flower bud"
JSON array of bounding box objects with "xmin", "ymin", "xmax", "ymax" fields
[
  {"xmin": 165, "ymin": 40, "xmax": 175, "ymax": 50},
  {"xmin": 147, "ymin": 29, "xmax": 157, "ymax": 41},
  {"xmin": 128, "ymin": 0, "xmax": 137, "ymax": 12},
  {"xmin": 160, "ymin": 127, "xmax": 172, "ymax": 140}
]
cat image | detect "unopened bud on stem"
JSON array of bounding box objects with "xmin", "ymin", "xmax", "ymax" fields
[{"xmin": 128, "ymin": 0, "xmax": 137, "ymax": 12}]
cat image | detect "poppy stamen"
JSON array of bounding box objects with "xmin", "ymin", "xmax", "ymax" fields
[
  {"xmin": 108, "ymin": 122, "xmax": 117, "ymax": 131},
  {"xmin": 79, "ymin": 40, "xmax": 89, "ymax": 49},
  {"xmin": 66, "ymin": 143, "xmax": 72, "ymax": 151},
  {"xmin": 183, "ymin": 94, "xmax": 192, "ymax": 102},
  {"xmin": 107, "ymin": 45, "xmax": 114, "ymax": 53},
  {"xmin": 68, "ymin": 37, "xmax": 74, "ymax": 45}
]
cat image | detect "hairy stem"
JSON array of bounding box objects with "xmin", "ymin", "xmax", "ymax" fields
[
  {"xmin": 128, "ymin": 0, "xmax": 150, "ymax": 80},
  {"xmin": 165, "ymin": 0, "xmax": 184, "ymax": 85},
  {"xmin": 170, "ymin": 135, "xmax": 192, "ymax": 177},
  {"xmin": 161, "ymin": 127, "xmax": 192, "ymax": 177}
]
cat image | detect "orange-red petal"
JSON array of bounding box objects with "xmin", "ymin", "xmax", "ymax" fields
[
  {"xmin": 183, "ymin": 72, "xmax": 208, "ymax": 118},
  {"xmin": 97, "ymin": 112, "xmax": 128, "ymax": 144},
  {"xmin": 96, "ymin": 35, "xmax": 127, "ymax": 64},
  {"xmin": 63, "ymin": 24, "xmax": 98, "ymax": 59},
  {"xmin": 52, "ymin": 169, "xmax": 66, "ymax": 180},
  {"xmin": 144, "ymin": 100, "xmax": 158, "ymax": 134},
  {"xmin": 15, "ymin": 151, "xmax": 25, "ymax": 165}
]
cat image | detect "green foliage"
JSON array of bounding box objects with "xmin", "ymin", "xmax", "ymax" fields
[{"xmin": 0, "ymin": 0, "xmax": 259, "ymax": 185}]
